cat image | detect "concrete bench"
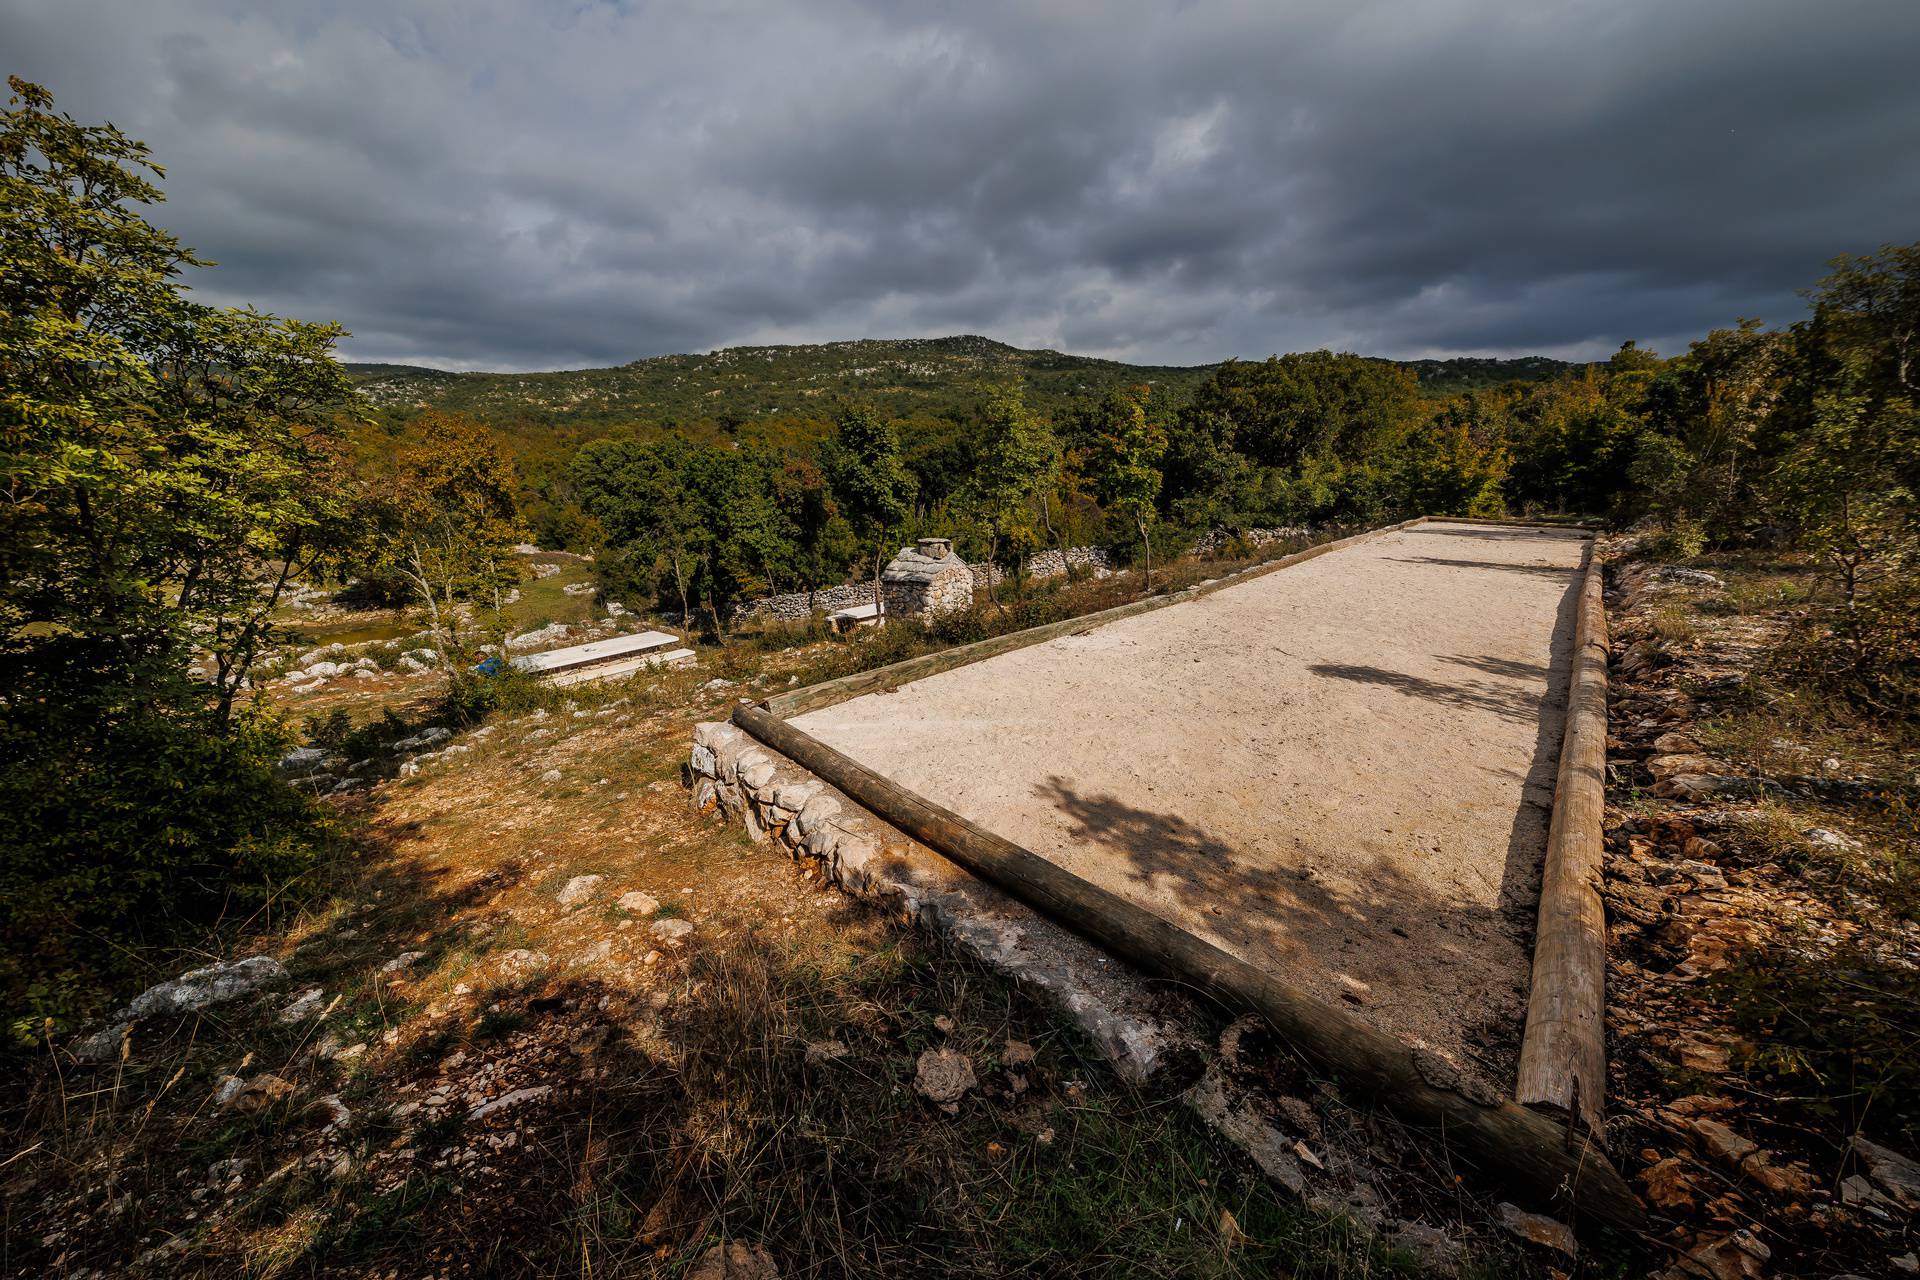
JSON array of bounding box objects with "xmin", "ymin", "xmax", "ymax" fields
[
  {"xmin": 510, "ymin": 629, "xmax": 678, "ymax": 675},
  {"xmin": 828, "ymin": 602, "xmax": 881, "ymax": 633},
  {"xmin": 546, "ymin": 647, "xmax": 697, "ymax": 687}
]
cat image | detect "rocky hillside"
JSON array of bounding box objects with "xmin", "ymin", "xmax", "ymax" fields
[{"xmin": 346, "ymin": 336, "xmax": 1578, "ymax": 427}]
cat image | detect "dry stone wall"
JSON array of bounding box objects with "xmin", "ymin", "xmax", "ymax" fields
[
  {"xmin": 1189, "ymin": 526, "xmax": 1310, "ymax": 557},
  {"xmin": 732, "ymin": 545, "xmax": 1112, "ymax": 623},
  {"xmin": 686, "ymin": 718, "xmax": 1182, "ymax": 1082},
  {"xmin": 731, "ymin": 581, "xmax": 877, "ymax": 625}
]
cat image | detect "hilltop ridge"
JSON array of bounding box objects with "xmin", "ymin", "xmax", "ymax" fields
[{"xmin": 346, "ymin": 336, "xmax": 1581, "ymax": 426}]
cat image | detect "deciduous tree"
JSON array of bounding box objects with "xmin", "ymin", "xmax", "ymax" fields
[{"xmin": 1086, "ymin": 385, "xmax": 1167, "ymax": 589}]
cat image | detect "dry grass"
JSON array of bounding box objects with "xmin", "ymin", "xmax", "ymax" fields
[{"xmin": 5, "ymin": 593, "xmax": 1512, "ymax": 1278}]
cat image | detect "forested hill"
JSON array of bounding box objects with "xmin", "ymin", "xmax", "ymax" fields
[{"xmin": 345, "ymin": 336, "xmax": 1579, "ymax": 426}]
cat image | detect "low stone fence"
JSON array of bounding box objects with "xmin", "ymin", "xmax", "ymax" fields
[
  {"xmin": 733, "ymin": 545, "xmax": 1113, "ymax": 623},
  {"xmin": 1189, "ymin": 526, "xmax": 1310, "ymax": 558},
  {"xmin": 731, "ymin": 581, "xmax": 876, "ymax": 625},
  {"xmin": 968, "ymin": 545, "xmax": 1112, "ymax": 593},
  {"xmin": 686, "ymin": 718, "xmax": 1181, "ymax": 1081}
]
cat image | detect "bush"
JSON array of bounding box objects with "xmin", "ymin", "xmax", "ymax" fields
[
  {"xmin": 304, "ymin": 707, "xmax": 356, "ymax": 752},
  {"xmin": 1645, "ymin": 517, "xmax": 1708, "ymax": 560},
  {"xmin": 1, "ymin": 696, "xmax": 329, "ymax": 1045},
  {"xmin": 1768, "ymin": 585, "xmax": 1920, "ymax": 718}
]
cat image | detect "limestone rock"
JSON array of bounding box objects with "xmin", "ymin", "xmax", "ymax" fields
[
  {"xmin": 650, "ymin": 917, "xmax": 694, "ymax": 944},
  {"xmin": 1185, "ymin": 1066, "xmax": 1307, "ymax": 1195},
  {"xmin": 278, "ymin": 988, "xmax": 327, "ymax": 1023},
  {"xmin": 1852, "ymin": 1134, "xmax": 1920, "ymax": 1211},
  {"xmin": 126, "ymin": 956, "xmax": 287, "ymax": 1020},
  {"xmin": 617, "ymin": 891, "xmax": 660, "ymax": 915},
  {"xmin": 468, "ymin": 1085, "xmax": 552, "ymax": 1121},
  {"xmin": 1494, "ymin": 1203, "xmax": 1576, "ymax": 1257},
  {"xmin": 278, "ymin": 747, "xmax": 328, "ymax": 775},
  {"xmin": 557, "ymin": 875, "xmax": 604, "ymax": 908},
  {"xmin": 218, "ymin": 1072, "xmax": 295, "ymax": 1115},
  {"xmin": 1648, "ymin": 753, "xmax": 1723, "ymax": 781}
]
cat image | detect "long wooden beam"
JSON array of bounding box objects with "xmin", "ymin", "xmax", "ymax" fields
[
  {"xmin": 732, "ymin": 702, "xmax": 1644, "ymax": 1230},
  {"xmin": 1517, "ymin": 544, "xmax": 1613, "ymax": 1134}
]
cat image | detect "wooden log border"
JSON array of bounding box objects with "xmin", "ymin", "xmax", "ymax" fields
[
  {"xmin": 1516, "ymin": 539, "xmax": 1612, "ymax": 1135},
  {"xmin": 731, "ymin": 515, "xmax": 1641, "ymax": 1229}
]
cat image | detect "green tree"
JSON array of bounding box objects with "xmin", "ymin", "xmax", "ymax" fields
[
  {"xmin": 824, "ymin": 405, "xmax": 916, "ymax": 617},
  {"xmin": 964, "ymin": 383, "xmax": 1057, "ymax": 596},
  {"xmin": 1762, "ymin": 245, "xmax": 1920, "ymax": 706},
  {"xmin": 571, "ymin": 435, "xmax": 707, "ymax": 623},
  {"xmin": 0, "ymin": 79, "xmax": 351, "ymax": 1037},
  {"xmin": 1086, "ymin": 385, "xmax": 1167, "ymax": 588},
  {"xmin": 1634, "ymin": 320, "xmax": 1790, "ymax": 538},
  {"xmin": 380, "ymin": 411, "xmax": 524, "ymax": 675},
  {"xmin": 1815, "ymin": 243, "xmax": 1920, "ymax": 397},
  {"xmin": 1396, "ymin": 402, "xmax": 1512, "ymax": 517}
]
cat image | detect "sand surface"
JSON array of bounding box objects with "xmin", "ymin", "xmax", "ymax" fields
[{"xmin": 792, "ymin": 521, "xmax": 1589, "ymax": 1076}]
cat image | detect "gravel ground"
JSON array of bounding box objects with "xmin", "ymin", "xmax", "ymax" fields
[{"xmin": 793, "ymin": 521, "xmax": 1589, "ymax": 1085}]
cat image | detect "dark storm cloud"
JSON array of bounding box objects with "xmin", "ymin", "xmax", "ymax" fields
[{"xmin": 5, "ymin": 0, "xmax": 1916, "ymax": 369}]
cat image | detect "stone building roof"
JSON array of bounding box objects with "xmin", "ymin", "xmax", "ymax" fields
[{"xmin": 882, "ymin": 539, "xmax": 970, "ymax": 585}]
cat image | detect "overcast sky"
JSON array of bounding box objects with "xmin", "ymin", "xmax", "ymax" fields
[{"xmin": 7, "ymin": 1, "xmax": 1917, "ymax": 371}]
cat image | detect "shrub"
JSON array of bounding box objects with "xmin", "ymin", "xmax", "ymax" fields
[
  {"xmin": 1, "ymin": 698, "xmax": 329, "ymax": 1045},
  {"xmin": 1768, "ymin": 585, "xmax": 1920, "ymax": 718},
  {"xmin": 1711, "ymin": 939, "xmax": 1920, "ymax": 1149},
  {"xmin": 1645, "ymin": 517, "xmax": 1708, "ymax": 560}
]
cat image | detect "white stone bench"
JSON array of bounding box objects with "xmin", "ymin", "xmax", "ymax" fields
[
  {"xmin": 510, "ymin": 629, "xmax": 678, "ymax": 675},
  {"xmin": 546, "ymin": 647, "xmax": 697, "ymax": 687},
  {"xmin": 828, "ymin": 602, "xmax": 882, "ymax": 633}
]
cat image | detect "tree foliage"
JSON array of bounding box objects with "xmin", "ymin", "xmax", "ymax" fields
[{"xmin": 0, "ymin": 79, "xmax": 352, "ymax": 1038}]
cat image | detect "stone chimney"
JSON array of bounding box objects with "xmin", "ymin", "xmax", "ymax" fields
[{"xmin": 916, "ymin": 537, "xmax": 953, "ymax": 561}]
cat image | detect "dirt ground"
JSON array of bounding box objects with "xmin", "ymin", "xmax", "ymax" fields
[{"xmin": 793, "ymin": 520, "xmax": 1590, "ymax": 1082}]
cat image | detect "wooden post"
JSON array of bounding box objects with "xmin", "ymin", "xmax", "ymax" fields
[
  {"xmin": 731, "ymin": 702, "xmax": 1645, "ymax": 1231},
  {"xmin": 1517, "ymin": 544, "xmax": 1612, "ymax": 1135}
]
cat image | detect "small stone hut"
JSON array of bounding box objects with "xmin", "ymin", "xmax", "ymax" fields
[{"xmin": 880, "ymin": 537, "xmax": 974, "ymax": 620}]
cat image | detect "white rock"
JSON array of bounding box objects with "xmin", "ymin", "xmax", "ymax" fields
[
  {"xmin": 507, "ymin": 622, "xmax": 572, "ymax": 651},
  {"xmin": 278, "ymin": 987, "xmax": 327, "ymax": 1023},
  {"xmin": 468, "ymin": 1085, "xmax": 552, "ymax": 1121},
  {"xmin": 540, "ymin": 768, "xmax": 563, "ymax": 783},
  {"xmin": 126, "ymin": 956, "xmax": 287, "ymax": 1020},
  {"xmin": 278, "ymin": 747, "xmax": 328, "ymax": 775},
  {"xmin": 617, "ymin": 891, "xmax": 660, "ymax": 914},
  {"xmin": 650, "ymin": 918, "xmax": 694, "ymax": 943},
  {"xmin": 380, "ymin": 951, "xmax": 427, "ymax": 975},
  {"xmin": 391, "ymin": 726, "xmax": 453, "ymax": 752},
  {"xmin": 557, "ymin": 875, "xmax": 605, "ymax": 908}
]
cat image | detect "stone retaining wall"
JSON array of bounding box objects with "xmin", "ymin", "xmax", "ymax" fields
[{"xmin": 686, "ymin": 718, "xmax": 1182, "ymax": 1082}]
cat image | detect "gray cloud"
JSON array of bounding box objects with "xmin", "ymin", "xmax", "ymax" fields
[{"xmin": 5, "ymin": 0, "xmax": 1916, "ymax": 370}]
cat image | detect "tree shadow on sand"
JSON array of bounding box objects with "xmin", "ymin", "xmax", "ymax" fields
[
  {"xmin": 1304, "ymin": 659, "xmax": 1546, "ymax": 724},
  {"xmin": 1385, "ymin": 554, "xmax": 1581, "ymax": 579},
  {"xmin": 1026, "ymin": 774, "xmax": 1534, "ymax": 1084}
]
